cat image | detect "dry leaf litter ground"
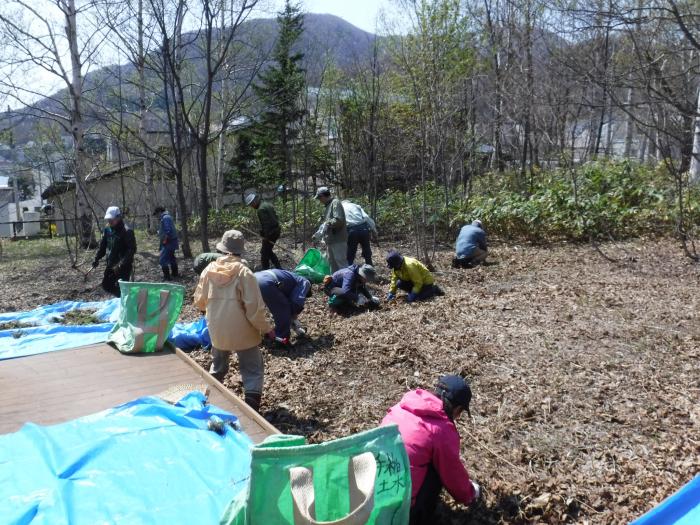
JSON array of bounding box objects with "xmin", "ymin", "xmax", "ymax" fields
[{"xmin": 1, "ymin": 235, "xmax": 698, "ymax": 524}]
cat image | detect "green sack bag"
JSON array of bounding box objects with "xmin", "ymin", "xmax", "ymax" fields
[
  {"xmin": 107, "ymin": 280, "xmax": 185, "ymax": 354},
  {"xmin": 294, "ymin": 249, "xmax": 331, "ymax": 284},
  {"xmin": 220, "ymin": 425, "xmax": 411, "ymax": 525}
]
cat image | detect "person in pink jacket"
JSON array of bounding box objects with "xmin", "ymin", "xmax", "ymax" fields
[{"xmin": 382, "ymin": 375, "xmax": 481, "ymax": 524}]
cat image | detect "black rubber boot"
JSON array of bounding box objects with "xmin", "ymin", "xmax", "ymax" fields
[
  {"xmin": 244, "ymin": 392, "xmax": 262, "ymax": 412},
  {"xmin": 170, "ymin": 262, "xmax": 179, "ymax": 278},
  {"xmin": 162, "ymin": 266, "xmax": 172, "ymax": 281}
]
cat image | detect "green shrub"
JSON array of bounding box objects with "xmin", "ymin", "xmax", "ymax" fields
[{"xmin": 188, "ymin": 160, "xmax": 697, "ymax": 245}]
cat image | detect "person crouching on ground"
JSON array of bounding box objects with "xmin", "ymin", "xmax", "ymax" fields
[
  {"xmin": 453, "ymin": 220, "xmax": 487, "ymax": 268},
  {"xmin": 92, "ymin": 206, "xmax": 136, "ymax": 297},
  {"xmin": 323, "ymin": 263, "xmax": 380, "ymax": 312},
  {"xmin": 382, "ymin": 375, "xmax": 481, "ymax": 524},
  {"xmin": 153, "ymin": 206, "xmax": 179, "ymax": 280},
  {"xmin": 386, "ymin": 250, "xmax": 442, "ymax": 303},
  {"xmin": 255, "ymin": 269, "xmax": 312, "ymax": 346},
  {"xmin": 193, "ymin": 230, "xmax": 274, "ymax": 412}
]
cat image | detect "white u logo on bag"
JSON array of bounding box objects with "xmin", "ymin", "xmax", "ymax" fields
[{"xmin": 289, "ymin": 452, "xmax": 377, "ymax": 525}]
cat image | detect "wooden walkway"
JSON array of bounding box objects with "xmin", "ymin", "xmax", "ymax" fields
[{"xmin": 0, "ymin": 344, "xmax": 278, "ymax": 443}]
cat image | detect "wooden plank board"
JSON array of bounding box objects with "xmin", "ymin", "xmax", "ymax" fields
[{"xmin": 0, "ymin": 344, "xmax": 278, "ymax": 443}]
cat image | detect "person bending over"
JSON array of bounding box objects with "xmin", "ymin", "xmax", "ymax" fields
[
  {"xmin": 453, "ymin": 220, "xmax": 487, "ymax": 268},
  {"xmin": 382, "ymin": 375, "xmax": 481, "ymax": 524},
  {"xmin": 385, "ymin": 250, "xmax": 442, "ymax": 303}
]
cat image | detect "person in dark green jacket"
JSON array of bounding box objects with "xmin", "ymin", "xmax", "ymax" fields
[
  {"xmin": 246, "ymin": 192, "xmax": 281, "ymax": 270},
  {"xmin": 92, "ymin": 206, "xmax": 137, "ymax": 297},
  {"xmin": 193, "ymin": 252, "xmax": 223, "ymax": 275}
]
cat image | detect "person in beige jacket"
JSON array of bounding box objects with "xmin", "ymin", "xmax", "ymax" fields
[{"xmin": 194, "ymin": 230, "xmax": 273, "ymax": 411}]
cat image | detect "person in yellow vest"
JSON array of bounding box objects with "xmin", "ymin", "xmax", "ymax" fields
[
  {"xmin": 193, "ymin": 230, "xmax": 274, "ymax": 411},
  {"xmin": 385, "ymin": 250, "xmax": 443, "ymax": 303}
]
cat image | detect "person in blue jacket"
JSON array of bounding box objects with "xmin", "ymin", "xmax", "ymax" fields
[
  {"xmin": 453, "ymin": 220, "xmax": 488, "ymax": 269},
  {"xmin": 323, "ymin": 264, "xmax": 380, "ymax": 312},
  {"xmin": 255, "ymin": 269, "xmax": 312, "ymax": 345},
  {"xmin": 154, "ymin": 206, "xmax": 179, "ymax": 280}
]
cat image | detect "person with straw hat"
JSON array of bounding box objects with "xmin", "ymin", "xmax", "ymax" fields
[{"xmin": 194, "ymin": 230, "xmax": 274, "ymax": 411}]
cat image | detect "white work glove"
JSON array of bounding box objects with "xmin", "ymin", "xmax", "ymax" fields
[
  {"xmin": 312, "ymin": 223, "xmax": 328, "ymax": 243},
  {"xmin": 470, "ymin": 481, "xmax": 481, "ymax": 502},
  {"xmin": 356, "ymin": 295, "xmax": 369, "ymax": 306}
]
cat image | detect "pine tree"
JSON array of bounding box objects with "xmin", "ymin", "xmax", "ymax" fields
[{"xmin": 252, "ymin": 0, "xmax": 305, "ymax": 239}]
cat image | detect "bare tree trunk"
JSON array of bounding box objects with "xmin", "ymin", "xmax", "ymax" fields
[
  {"xmin": 623, "ymin": 86, "xmax": 635, "ymax": 158},
  {"xmin": 520, "ymin": 0, "xmax": 534, "ymax": 183},
  {"xmin": 65, "ymin": 0, "xmax": 95, "ymax": 248},
  {"xmin": 689, "ymin": 87, "xmax": 700, "ymax": 184},
  {"xmin": 214, "ymin": 0, "xmax": 227, "ymax": 210},
  {"xmin": 137, "ymin": 0, "xmax": 154, "ymax": 232}
]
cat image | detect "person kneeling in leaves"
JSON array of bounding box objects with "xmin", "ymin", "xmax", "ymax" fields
[
  {"xmin": 193, "ymin": 230, "xmax": 274, "ymax": 412},
  {"xmin": 323, "ymin": 263, "xmax": 380, "ymax": 312},
  {"xmin": 382, "ymin": 375, "xmax": 481, "ymax": 524},
  {"xmin": 255, "ymin": 269, "xmax": 312, "ymax": 346},
  {"xmin": 386, "ymin": 250, "xmax": 443, "ymax": 303},
  {"xmin": 453, "ymin": 220, "xmax": 488, "ymax": 269}
]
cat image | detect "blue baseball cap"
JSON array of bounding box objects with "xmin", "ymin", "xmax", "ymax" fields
[{"xmin": 436, "ymin": 375, "xmax": 472, "ymax": 416}]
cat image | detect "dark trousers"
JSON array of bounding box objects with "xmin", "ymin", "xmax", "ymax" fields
[
  {"xmin": 102, "ymin": 265, "xmax": 132, "ymax": 297},
  {"xmin": 454, "ymin": 247, "xmax": 487, "ymax": 268},
  {"xmin": 159, "ymin": 246, "xmax": 178, "ymax": 276},
  {"xmin": 396, "ymin": 280, "xmax": 440, "ymax": 301},
  {"xmin": 410, "ymin": 465, "xmax": 443, "ymax": 525},
  {"xmin": 261, "ymin": 230, "xmax": 281, "ymax": 270},
  {"xmin": 347, "ymin": 226, "xmax": 373, "ymax": 266},
  {"xmin": 260, "ymin": 283, "xmax": 292, "ymax": 339}
]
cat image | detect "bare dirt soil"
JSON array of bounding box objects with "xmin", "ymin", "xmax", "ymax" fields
[{"xmin": 1, "ymin": 235, "xmax": 698, "ymax": 524}]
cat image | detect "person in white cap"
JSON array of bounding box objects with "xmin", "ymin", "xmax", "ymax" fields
[
  {"xmin": 313, "ymin": 186, "xmax": 347, "ymax": 272},
  {"xmin": 92, "ymin": 206, "xmax": 137, "ymax": 297},
  {"xmin": 452, "ymin": 220, "xmax": 488, "ymax": 268},
  {"xmin": 245, "ymin": 192, "xmax": 281, "ymax": 270},
  {"xmin": 193, "ymin": 229, "xmax": 274, "ymax": 412}
]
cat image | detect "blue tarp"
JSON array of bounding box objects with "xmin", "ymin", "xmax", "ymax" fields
[
  {"xmin": 631, "ymin": 474, "xmax": 700, "ymax": 525},
  {"xmin": 0, "ymin": 392, "xmax": 253, "ymax": 525},
  {"xmin": 0, "ymin": 298, "xmax": 121, "ymax": 325},
  {"xmin": 0, "ymin": 300, "xmax": 210, "ymax": 360},
  {"xmin": 170, "ymin": 317, "xmax": 211, "ymax": 350}
]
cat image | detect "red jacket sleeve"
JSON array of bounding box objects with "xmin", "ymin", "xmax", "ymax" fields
[{"xmin": 432, "ymin": 425, "xmax": 476, "ymax": 505}]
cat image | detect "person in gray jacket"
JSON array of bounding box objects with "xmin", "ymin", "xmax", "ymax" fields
[{"xmin": 313, "ymin": 186, "xmax": 348, "ymax": 272}]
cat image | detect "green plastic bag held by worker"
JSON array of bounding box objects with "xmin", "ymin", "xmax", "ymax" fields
[
  {"xmin": 220, "ymin": 426, "xmax": 411, "ymax": 525},
  {"xmin": 294, "ymin": 249, "xmax": 331, "ymax": 284},
  {"xmin": 107, "ymin": 281, "xmax": 185, "ymax": 353}
]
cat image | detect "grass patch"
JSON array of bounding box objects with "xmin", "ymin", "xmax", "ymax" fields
[
  {"xmin": 0, "ymin": 320, "xmax": 33, "ymax": 331},
  {"xmin": 0, "ymin": 237, "xmax": 70, "ymax": 259},
  {"xmin": 54, "ymin": 309, "xmax": 102, "ymax": 325}
]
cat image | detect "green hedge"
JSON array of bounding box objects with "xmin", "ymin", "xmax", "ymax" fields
[{"xmin": 189, "ymin": 161, "xmax": 700, "ymax": 244}]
